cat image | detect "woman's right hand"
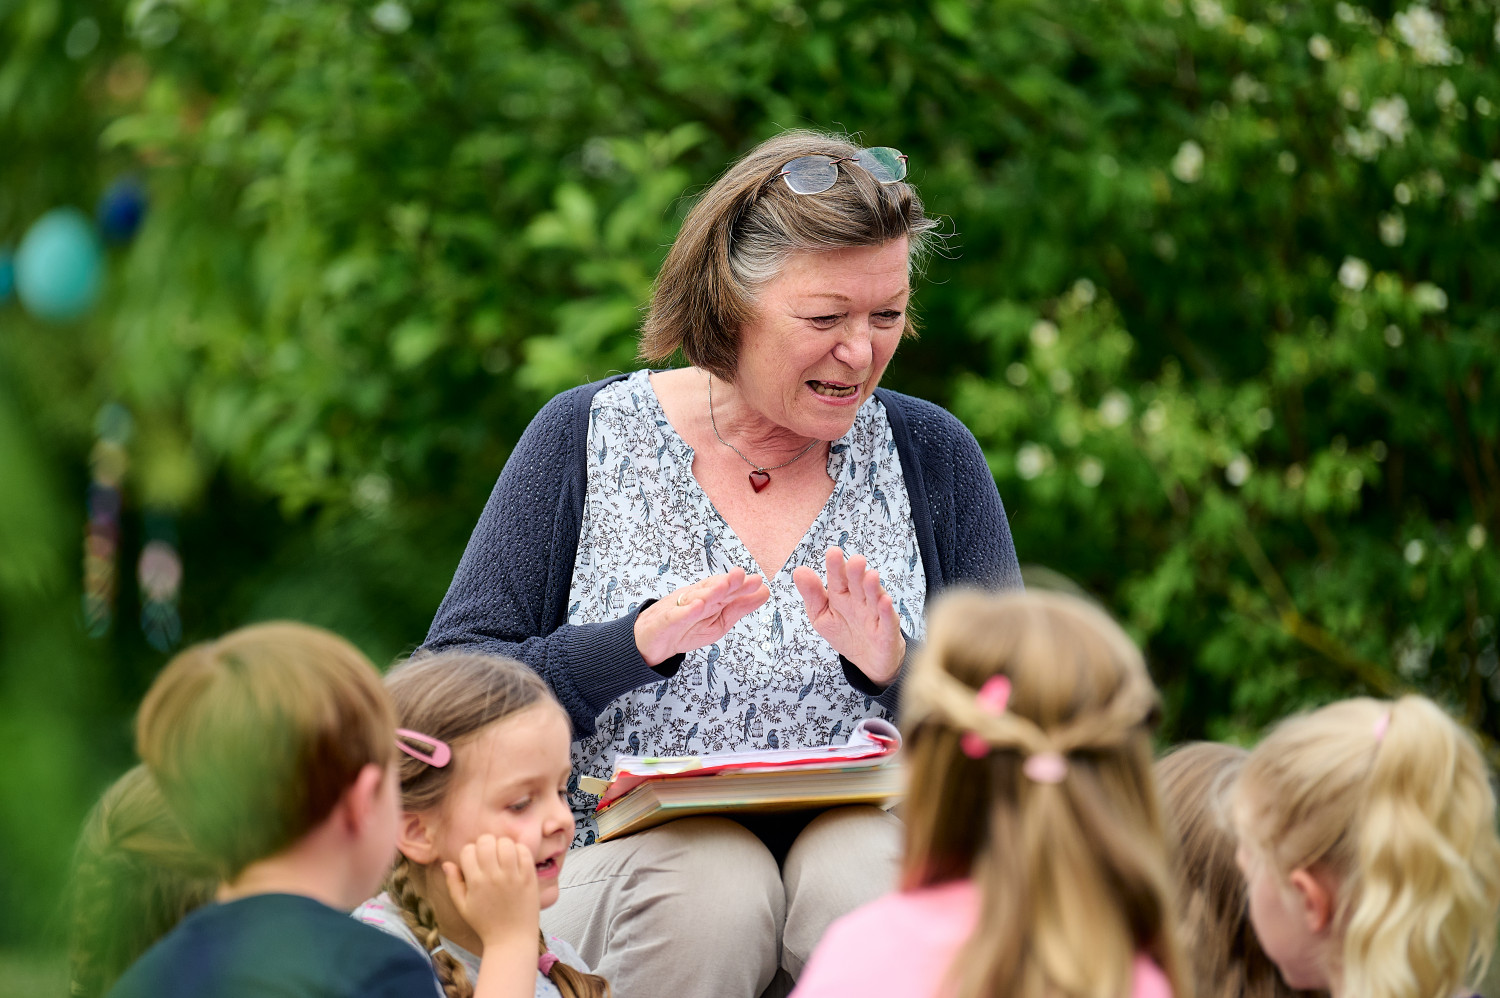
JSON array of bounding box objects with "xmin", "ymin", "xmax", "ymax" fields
[
  {"xmin": 442, "ymin": 834, "xmax": 539, "ymax": 953},
  {"xmin": 634, "ymin": 566, "xmax": 770, "ymax": 666}
]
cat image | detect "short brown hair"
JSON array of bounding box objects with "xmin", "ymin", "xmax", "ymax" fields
[
  {"xmin": 638, "ymin": 129, "xmax": 941, "ymax": 381},
  {"xmin": 135, "ymin": 621, "xmax": 395, "ymax": 878},
  {"xmin": 1157, "ymin": 743, "xmax": 1314, "ymax": 998}
]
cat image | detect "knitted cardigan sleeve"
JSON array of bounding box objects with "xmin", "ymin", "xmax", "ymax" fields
[{"xmin": 423, "ymin": 381, "xmax": 669, "ymax": 737}]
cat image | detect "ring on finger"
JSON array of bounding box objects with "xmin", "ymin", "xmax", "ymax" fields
[{"xmin": 676, "ymin": 594, "xmax": 686, "ymax": 607}]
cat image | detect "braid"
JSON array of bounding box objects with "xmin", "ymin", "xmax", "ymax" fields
[
  {"xmin": 541, "ymin": 929, "xmax": 612, "ymax": 998},
  {"xmin": 388, "ymin": 858, "xmax": 474, "ymax": 998}
]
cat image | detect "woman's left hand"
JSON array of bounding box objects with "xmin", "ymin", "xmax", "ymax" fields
[{"xmin": 792, "ymin": 547, "xmax": 906, "ymax": 688}]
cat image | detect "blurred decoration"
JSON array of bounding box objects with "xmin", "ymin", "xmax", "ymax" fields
[
  {"xmin": 0, "ymin": 249, "xmax": 13, "ymax": 304},
  {"xmin": 138, "ymin": 511, "xmax": 183, "ymax": 651},
  {"xmin": 14, "ymin": 207, "xmax": 103, "ymax": 322},
  {"xmin": 97, "ymin": 177, "xmax": 148, "ymax": 244},
  {"xmin": 83, "ymin": 404, "xmax": 133, "ymax": 637}
]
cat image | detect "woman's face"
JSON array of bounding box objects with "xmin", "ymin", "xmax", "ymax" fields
[{"xmin": 731, "ymin": 237, "xmax": 910, "ymax": 441}]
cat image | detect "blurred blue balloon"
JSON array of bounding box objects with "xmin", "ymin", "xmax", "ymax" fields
[
  {"xmin": 15, "ymin": 208, "xmax": 103, "ymax": 322},
  {"xmin": 98, "ymin": 178, "xmax": 148, "ymax": 243},
  {"xmin": 0, "ymin": 250, "xmax": 13, "ymax": 304}
]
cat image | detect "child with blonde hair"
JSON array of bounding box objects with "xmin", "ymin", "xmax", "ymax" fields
[
  {"xmin": 1157, "ymin": 743, "xmax": 1315, "ymax": 998},
  {"xmin": 354, "ymin": 651, "xmax": 608, "ymax": 998},
  {"xmin": 68, "ymin": 765, "xmax": 218, "ymax": 998},
  {"xmin": 1232, "ymin": 695, "xmax": 1500, "ymax": 998},
  {"xmin": 106, "ymin": 622, "xmax": 435, "ymax": 998},
  {"xmin": 792, "ymin": 589, "xmax": 1186, "ymax": 998}
]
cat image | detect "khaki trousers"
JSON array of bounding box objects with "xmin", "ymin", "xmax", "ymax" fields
[{"xmin": 540, "ymin": 806, "xmax": 902, "ymax": 998}]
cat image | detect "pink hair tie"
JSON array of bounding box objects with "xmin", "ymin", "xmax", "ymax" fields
[
  {"xmin": 1023, "ymin": 752, "xmax": 1068, "ymax": 784},
  {"xmin": 961, "ymin": 676, "xmax": 1013, "ymax": 759},
  {"xmin": 1373, "ymin": 711, "xmax": 1392, "ymax": 744},
  {"xmin": 538, "ymin": 952, "xmax": 559, "ymax": 976},
  {"xmin": 396, "ymin": 728, "xmax": 451, "ymax": 768}
]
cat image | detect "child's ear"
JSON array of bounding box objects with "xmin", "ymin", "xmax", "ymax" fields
[
  {"xmin": 341, "ymin": 763, "xmax": 386, "ymax": 835},
  {"xmin": 396, "ymin": 809, "xmax": 440, "ymax": 866},
  {"xmin": 1289, "ymin": 866, "xmax": 1336, "ymax": 934}
]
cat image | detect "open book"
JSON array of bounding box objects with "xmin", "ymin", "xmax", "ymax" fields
[{"xmin": 582, "ymin": 718, "xmax": 903, "ymax": 842}]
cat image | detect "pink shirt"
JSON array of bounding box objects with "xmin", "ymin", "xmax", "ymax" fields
[{"xmin": 791, "ymin": 880, "xmax": 1174, "ymax": 998}]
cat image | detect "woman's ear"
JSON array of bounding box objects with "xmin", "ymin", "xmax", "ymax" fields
[
  {"xmin": 396, "ymin": 810, "xmax": 440, "ymax": 865},
  {"xmin": 1289, "ymin": 866, "xmax": 1336, "ymax": 934}
]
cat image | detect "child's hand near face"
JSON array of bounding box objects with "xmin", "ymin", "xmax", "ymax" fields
[{"xmin": 442, "ymin": 834, "xmax": 540, "ymax": 998}]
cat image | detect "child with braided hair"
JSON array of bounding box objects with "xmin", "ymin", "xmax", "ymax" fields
[
  {"xmin": 792, "ymin": 589, "xmax": 1187, "ymax": 998},
  {"xmin": 353, "ymin": 651, "xmax": 609, "ymax": 998},
  {"xmin": 1231, "ymin": 696, "xmax": 1500, "ymax": 998}
]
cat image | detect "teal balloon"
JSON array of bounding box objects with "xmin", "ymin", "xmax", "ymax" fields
[
  {"xmin": 15, "ymin": 208, "xmax": 103, "ymax": 322},
  {"xmin": 0, "ymin": 250, "xmax": 13, "ymax": 304}
]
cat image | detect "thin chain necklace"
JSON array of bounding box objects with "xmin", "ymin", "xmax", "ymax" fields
[{"xmin": 708, "ymin": 377, "xmax": 822, "ymax": 493}]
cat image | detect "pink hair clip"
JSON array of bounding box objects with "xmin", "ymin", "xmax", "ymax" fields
[
  {"xmin": 538, "ymin": 952, "xmax": 559, "ymax": 976},
  {"xmin": 1373, "ymin": 711, "xmax": 1391, "ymax": 744},
  {"xmin": 1023, "ymin": 752, "xmax": 1068, "ymax": 784},
  {"xmin": 396, "ymin": 728, "xmax": 451, "ymax": 768},
  {"xmin": 961, "ymin": 676, "xmax": 1013, "ymax": 760}
]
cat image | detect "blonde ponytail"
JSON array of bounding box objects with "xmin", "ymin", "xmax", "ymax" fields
[
  {"xmin": 1237, "ymin": 695, "xmax": 1500, "ymax": 998},
  {"xmin": 901, "ymin": 589, "xmax": 1187, "ymax": 998}
]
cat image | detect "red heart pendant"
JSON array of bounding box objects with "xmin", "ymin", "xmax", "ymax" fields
[{"xmin": 748, "ymin": 470, "xmax": 771, "ymax": 493}]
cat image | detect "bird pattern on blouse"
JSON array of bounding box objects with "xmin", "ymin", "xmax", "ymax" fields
[{"xmin": 564, "ymin": 371, "xmax": 926, "ymax": 846}]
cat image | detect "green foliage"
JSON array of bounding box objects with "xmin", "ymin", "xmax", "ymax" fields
[{"xmin": 3, "ymin": 0, "xmax": 1499, "ymax": 947}]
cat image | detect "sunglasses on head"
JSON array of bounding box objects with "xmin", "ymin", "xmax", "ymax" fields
[{"xmin": 778, "ymin": 146, "xmax": 909, "ymax": 195}]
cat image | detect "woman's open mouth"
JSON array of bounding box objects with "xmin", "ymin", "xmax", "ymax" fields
[{"xmin": 807, "ymin": 380, "xmax": 859, "ymax": 398}]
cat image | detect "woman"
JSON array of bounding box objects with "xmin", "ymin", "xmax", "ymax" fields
[{"xmin": 425, "ymin": 130, "xmax": 1022, "ymax": 998}]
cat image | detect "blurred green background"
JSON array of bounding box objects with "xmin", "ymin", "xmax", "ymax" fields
[{"xmin": 2, "ymin": 0, "xmax": 1497, "ymax": 968}]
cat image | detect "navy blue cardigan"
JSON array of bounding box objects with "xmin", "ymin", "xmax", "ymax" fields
[{"xmin": 425, "ymin": 375, "xmax": 1023, "ymax": 737}]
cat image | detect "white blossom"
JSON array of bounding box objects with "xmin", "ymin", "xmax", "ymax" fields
[
  {"xmin": 1098, "ymin": 391, "xmax": 1132, "ymax": 428},
  {"xmin": 1435, "ymin": 79, "xmax": 1457, "ymax": 110},
  {"xmin": 1379, "ymin": 211, "xmax": 1406, "ymax": 246},
  {"xmin": 1192, "ymin": 0, "xmax": 1225, "ymax": 28},
  {"xmin": 1338, "ymin": 256, "xmax": 1370, "ymax": 292},
  {"xmin": 1030, "ymin": 320, "xmax": 1059, "ymax": 349},
  {"xmin": 371, "ymin": 0, "xmax": 411, "ymax": 32},
  {"xmin": 1394, "ymin": 5, "xmax": 1460, "ymax": 65},
  {"xmin": 1404, "ymin": 539, "xmax": 1426, "ymax": 565},
  {"xmin": 1006, "ymin": 362, "xmax": 1030, "ymax": 386},
  {"xmin": 1172, "ymin": 140, "xmax": 1204, "ymax": 183},
  {"xmin": 1384, "ymin": 324, "xmax": 1404, "ymax": 347},
  {"xmin": 1412, "ymin": 282, "xmax": 1448, "ymax": 311},
  {"xmin": 1077, "ymin": 457, "xmax": 1105, "ymax": 488},
  {"xmin": 1470, "ymin": 524, "xmax": 1488, "ymax": 550},
  {"xmin": 1368, "ymin": 96, "xmax": 1411, "ymax": 144},
  {"xmin": 1343, "ymin": 127, "xmax": 1382, "ymax": 161},
  {"xmin": 1225, "ymin": 454, "xmax": 1251, "ymax": 486},
  {"xmin": 1016, "ymin": 444, "xmax": 1050, "ymax": 480},
  {"xmin": 1308, "ymin": 34, "xmax": 1334, "ymax": 60},
  {"xmin": 1231, "ymin": 73, "xmax": 1269, "ymax": 103}
]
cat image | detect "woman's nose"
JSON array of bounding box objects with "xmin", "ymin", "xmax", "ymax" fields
[{"xmin": 833, "ymin": 319, "xmax": 874, "ymax": 370}]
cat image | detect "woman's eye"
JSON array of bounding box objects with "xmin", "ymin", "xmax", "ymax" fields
[
  {"xmin": 807, "ymin": 314, "xmax": 843, "ymax": 328},
  {"xmin": 874, "ymin": 310, "xmax": 904, "ymax": 324}
]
